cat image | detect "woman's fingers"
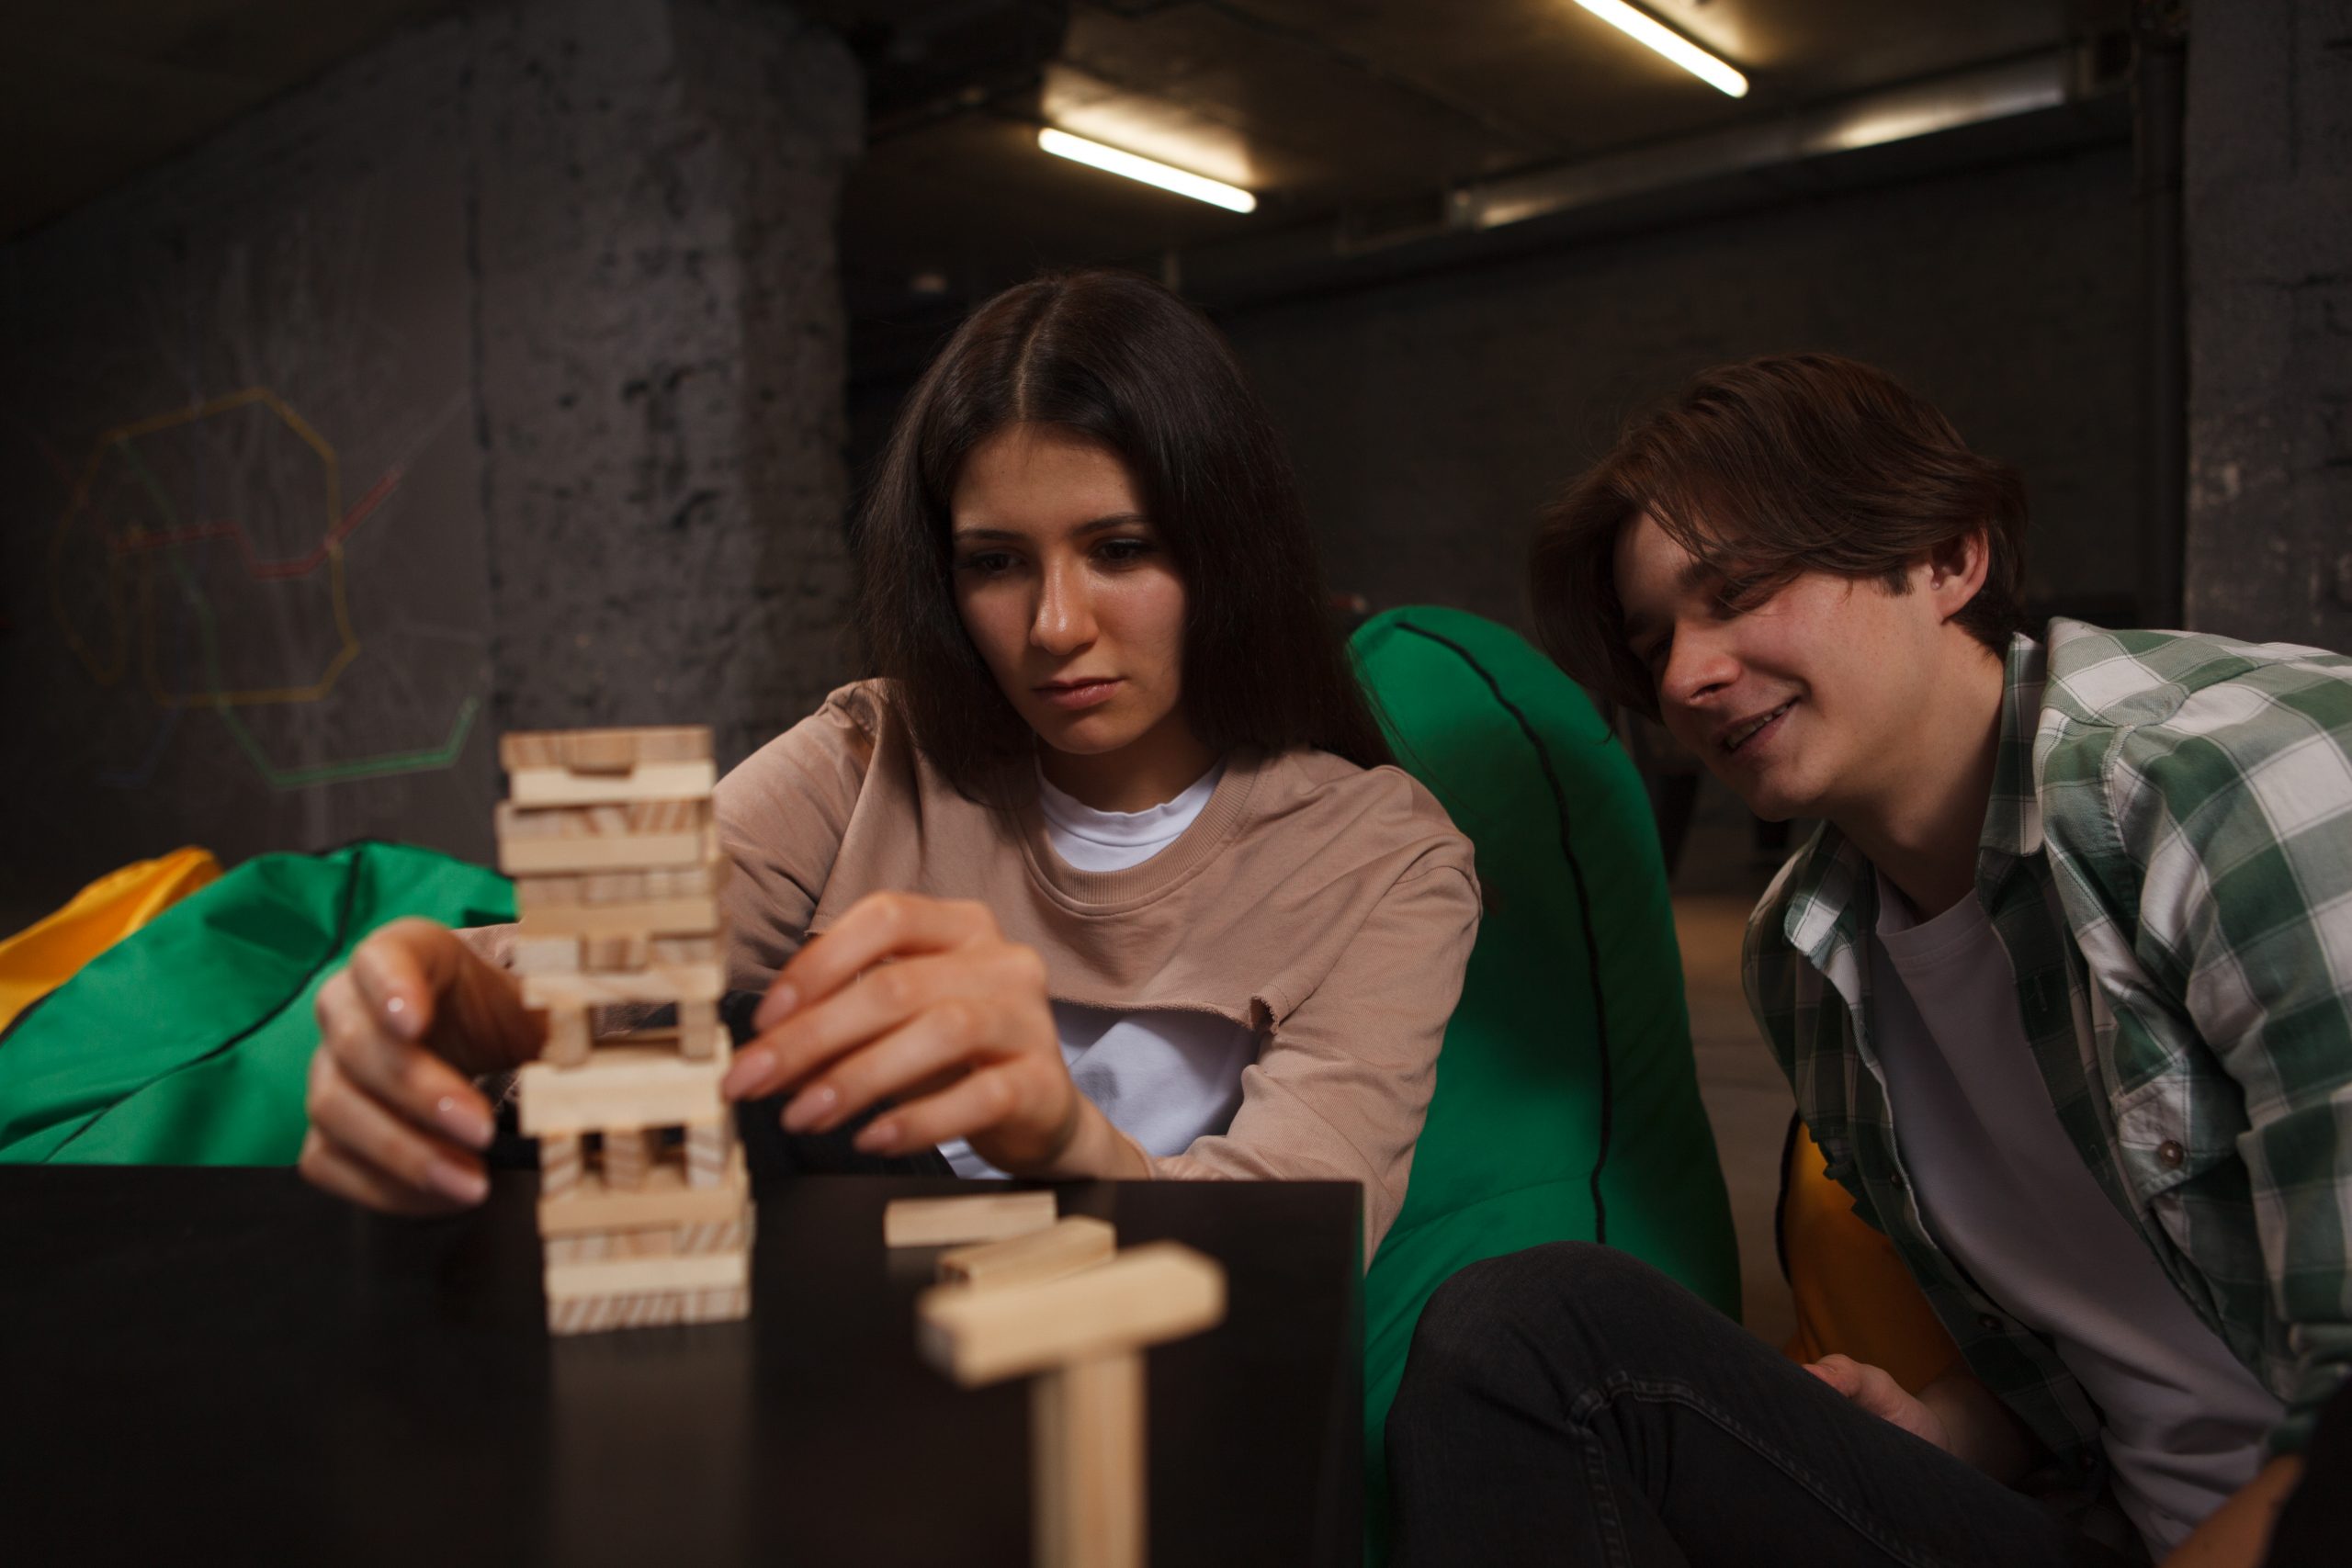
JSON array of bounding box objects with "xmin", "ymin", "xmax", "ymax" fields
[
  {"xmin": 858, "ymin": 1057, "xmax": 1080, "ymax": 1169},
  {"xmin": 345, "ymin": 919, "xmax": 541, "ymax": 1077},
  {"xmin": 344, "ymin": 919, "xmax": 452, "ymax": 1043},
  {"xmin": 728, "ymin": 947, "xmax": 1025, "ymax": 1101},
  {"xmin": 852, "ymin": 1062, "xmax": 1026, "ymax": 1156},
  {"xmin": 306, "ymin": 1042, "xmax": 491, "ymax": 1207},
  {"xmin": 298, "ymin": 1127, "xmax": 476, "ymax": 1217},
  {"xmin": 317, "ymin": 968, "xmax": 498, "ymax": 1152},
  {"xmin": 776, "ymin": 997, "xmax": 1009, "ymax": 1134},
  {"xmin": 753, "ymin": 894, "xmax": 997, "ymax": 1031}
]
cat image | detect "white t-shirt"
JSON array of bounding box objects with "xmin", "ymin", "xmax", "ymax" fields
[
  {"xmin": 936, "ymin": 761, "xmax": 1259, "ymax": 1179},
  {"xmin": 1865, "ymin": 870, "xmax": 2280, "ymax": 1555}
]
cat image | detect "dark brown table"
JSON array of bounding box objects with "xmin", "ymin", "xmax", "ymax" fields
[{"xmin": 0, "ymin": 1168, "xmax": 1361, "ymax": 1566}]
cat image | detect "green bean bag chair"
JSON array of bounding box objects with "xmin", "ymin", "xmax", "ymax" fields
[
  {"xmin": 1352, "ymin": 606, "xmax": 1741, "ymax": 1559},
  {"xmin": 0, "ymin": 841, "xmax": 514, "ymax": 1165}
]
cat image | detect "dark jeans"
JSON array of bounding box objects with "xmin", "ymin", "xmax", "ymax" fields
[{"xmin": 1385, "ymin": 1243, "xmax": 2130, "ymax": 1568}]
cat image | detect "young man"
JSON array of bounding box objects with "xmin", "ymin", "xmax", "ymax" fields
[{"xmin": 1384, "ymin": 354, "xmax": 2352, "ymax": 1567}]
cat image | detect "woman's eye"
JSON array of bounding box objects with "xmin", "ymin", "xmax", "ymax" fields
[
  {"xmin": 957, "ymin": 551, "xmax": 1016, "ymax": 576},
  {"xmin": 1096, "ymin": 537, "xmax": 1153, "ymax": 566}
]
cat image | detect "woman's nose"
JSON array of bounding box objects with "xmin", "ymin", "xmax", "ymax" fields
[{"xmin": 1031, "ymin": 560, "xmax": 1097, "ymax": 655}]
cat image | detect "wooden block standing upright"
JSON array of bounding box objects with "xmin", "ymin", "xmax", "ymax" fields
[
  {"xmin": 919, "ymin": 1244, "xmax": 1227, "ymax": 1568},
  {"xmin": 497, "ymin": 725, "xmax": 752, "ymax": 1336}
]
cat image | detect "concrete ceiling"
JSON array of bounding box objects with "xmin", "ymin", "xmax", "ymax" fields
[
  {"xmin": 6, "ymin": 0, "xmax": 2133, "ymax": 310},
  {"xmin": 832, "ymin": 0, "xmax": 2132, "ymax": 319}
]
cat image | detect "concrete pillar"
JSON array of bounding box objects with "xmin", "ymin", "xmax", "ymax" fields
[
  {"xmin": 2182, "ymin": 0, "xmax": 2352, "ymax": 648},
  {"xmin": 0, "ymin": 0, "xmax": 859, "ymax": 908}
]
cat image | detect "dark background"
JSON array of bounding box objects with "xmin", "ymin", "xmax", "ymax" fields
[{"xmin": 5, "ymin": 0, "xmax": 2346, "ymax": 918}]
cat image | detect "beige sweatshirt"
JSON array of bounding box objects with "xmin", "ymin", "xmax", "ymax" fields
[{"xmin": 716, "ymin": 682, "xmax": 1480, "ymax": 1253}]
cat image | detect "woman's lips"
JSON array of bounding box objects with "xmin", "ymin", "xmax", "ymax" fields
[{"xmin": 1035, "ymin": 678, "xmax": 1122, "ymax": 711}]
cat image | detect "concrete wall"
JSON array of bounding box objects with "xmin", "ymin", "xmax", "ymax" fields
[
  {"xmin": 1223, "ymin": 141, "xmax": 2145, "ymax": 638},
  {"xmin": 2183, "ymin": 0, "xmax": 2352, "ymax": 649},
  {"xmin": 0, "ymin": 0, "xmax": 859, "ymax": 915}
]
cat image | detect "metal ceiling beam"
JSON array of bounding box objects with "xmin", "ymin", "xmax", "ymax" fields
[
  {"xmin": 1170, "ymin": 40, "xmax": 2131, "ymax": 312},
  {"xmin": 1456, "ymin": 51, "xmax": 2084, "ymax": 233}
]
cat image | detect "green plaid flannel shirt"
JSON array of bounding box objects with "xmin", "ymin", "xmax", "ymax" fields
[{"xmin": 1746, "ymin": 619, "xmax": 2352, "ymax": 1482}]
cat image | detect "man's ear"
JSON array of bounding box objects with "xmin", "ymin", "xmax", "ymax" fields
[{"xmin": 1924, "ymin": 526, "xmax": 1992, "ymax": 625}]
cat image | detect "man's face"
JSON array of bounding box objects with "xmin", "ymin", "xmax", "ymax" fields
[{"xmin": 1612, "ymin": 512, "xmax": 1948, "ymax": 822}]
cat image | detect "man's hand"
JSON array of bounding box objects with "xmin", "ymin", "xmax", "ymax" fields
[
  {"xmin": 720, "ymin": 892, "xmax": 1145, "ymax": 1178},
  {"xmin": 1808, "ymin": 1357, "xmax": 2040, "ymax": 1483},
  {"xmin": 299, "ymin": 919, "xmax": 544, "ymax": 1214},
  {"xmin": 1806, "ymin": 1355, "xmax": 1951, "ymax": 1450}
]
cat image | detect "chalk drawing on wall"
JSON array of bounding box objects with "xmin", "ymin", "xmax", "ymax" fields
[{"xmin": 44, "ymin": 385, "xmax": 482, "ymax": 790}]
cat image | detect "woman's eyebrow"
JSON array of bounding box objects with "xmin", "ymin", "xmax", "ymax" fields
[{"xmin": 953, "ymin": 513, "xmax": 1148, "ymax": 544}]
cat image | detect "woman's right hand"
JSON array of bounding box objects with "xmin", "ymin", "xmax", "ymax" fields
[{"xmin": 300, "ymin": 918, "xmax": 545, "ymax": 1214}]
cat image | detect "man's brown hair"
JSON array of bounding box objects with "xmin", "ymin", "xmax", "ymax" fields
[{"xmin": 1531, "ymin": 353, "xmax": 2029, "ymax": 719}]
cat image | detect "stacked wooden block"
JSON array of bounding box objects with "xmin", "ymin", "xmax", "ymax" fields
[{"xmin": 497, "ymin": 726, "xmax": 752, "ymax": 1336}]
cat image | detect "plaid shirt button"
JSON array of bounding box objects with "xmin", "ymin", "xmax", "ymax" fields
[{"xmin": 2158, "ymin": 1140, "xmax": 2185, "ymax": 1169}]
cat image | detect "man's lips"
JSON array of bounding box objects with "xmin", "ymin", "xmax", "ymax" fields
[{"xmin": 1718, "ymin": 700, "xmax": 1794, "ymax": 755}]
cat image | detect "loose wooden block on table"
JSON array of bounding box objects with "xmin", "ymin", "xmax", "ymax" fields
[
  {"xmin": 537, "ymin": 1146, "xmax": 749, "ymax": 1235},
  {"xmin": 939, "ymin": 1216, "xmax": 1115, "ymax": 1288},
  {"xmin": 515, "ymin": 1043, "xmax": 730, "ymax": 1135},
  {"xmin": 1034, "ymin": 1353, "xmax": 1146, "ymax": 1568},
  {"xmin": 918, "ymin": 1243, "xmax": 1227, "ymax": 1386},
  {"xmin": 884, "ymin": 1190, "xmax": 1059, "ymax": 1248}
]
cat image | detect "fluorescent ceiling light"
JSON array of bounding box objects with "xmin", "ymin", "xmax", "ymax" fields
[
  {"xmin": 1038, "ymin": 128, "xmax": 1259, "ymax": 213},
  {"xmin": 1571, "ymin": 0, "xmax": 1748, "ymax": 98}
]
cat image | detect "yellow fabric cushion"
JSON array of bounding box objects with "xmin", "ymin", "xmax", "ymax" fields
[
  {"xmin": 0, "ymin": 848, "xmax": 221, "ymax": 1031},
  {"xmin": 1781, "ymin": 1118, "xmax": 1962, "ymax": 1394}
]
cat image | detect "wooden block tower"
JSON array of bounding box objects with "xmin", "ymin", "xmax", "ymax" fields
[{"xmin": 496, "ymin": 726, "xmax": 752, "ymax": 1335}]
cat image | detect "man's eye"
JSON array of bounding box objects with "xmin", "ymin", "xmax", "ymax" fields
[{"xmin": 1714, "ymin": 576, "xmax": 1769, "ymax": 615}]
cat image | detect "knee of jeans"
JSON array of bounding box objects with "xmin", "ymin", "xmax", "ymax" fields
[{"xmin": 1405, "ymin": 1243, "xmax": 1661, "ymax": 1388}]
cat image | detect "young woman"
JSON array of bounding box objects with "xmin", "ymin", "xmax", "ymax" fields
[{"xmin": 298, "ymin": 268, "xmax": 1480, "ymax": 1252}]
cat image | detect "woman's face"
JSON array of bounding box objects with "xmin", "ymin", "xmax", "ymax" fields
[{"xmin": 949, "ymin": 423, "xmax": 1193, "ymax": 766}]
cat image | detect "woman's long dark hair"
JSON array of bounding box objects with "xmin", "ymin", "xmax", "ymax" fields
[{"xmin": 854, "ymin": 267, "xmax": 1391, "ymax": 796}]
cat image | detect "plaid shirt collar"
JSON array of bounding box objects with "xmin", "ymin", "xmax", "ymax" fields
[{"xmin": 1775, "ymin": 632, "xmax": 2046, "ymax": 987}]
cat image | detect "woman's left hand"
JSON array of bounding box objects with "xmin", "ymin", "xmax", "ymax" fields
[{"xmin": 720, "ymin": 892, "xmax": 1093, "ymax": 1172}]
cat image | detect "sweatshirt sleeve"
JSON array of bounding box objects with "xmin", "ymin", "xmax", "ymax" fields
[
  {"xmin": 1149, "ymin": 857, "xmax": 1481, "ymax": 1258},
  {"xmin": 713, "ymin": 683, "xmax": 880, "ymax": 994}
]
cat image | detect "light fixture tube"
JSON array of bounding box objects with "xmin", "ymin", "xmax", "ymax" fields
[
  {"xmin": 1037, "ymin": 128, "xmax": 1259, "ymax": 213},
  {"xmin": 1571, "ymin": 0, "xmax": 1748, "ymax": 98}
]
